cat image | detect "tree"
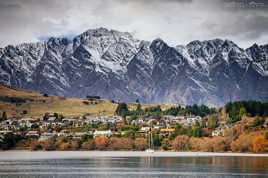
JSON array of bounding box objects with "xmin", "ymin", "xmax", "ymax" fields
[
  {"xmin": 83, "ymin": 101, "xmax": 89, "ymax": 105},
  {"xmin": 95, "ymin": 136, "xmax": 110, "ymax": 150},
  {"xmin": 230, "ymin": 133, "xmax": 255, "ymax": 152},
  {"xmin": 172, "ymin": 135, "xmax": 190, "ymax": 151},
  {"xmin": 54, "ymin": 125, "xmax": 61, "ymax": 132},
  {"xmin": 81, "ymin": 140, "xmax": 96, "ymax": 150},
  {"xmin": 207, "ymin": 115, "xmax": 218, "ymax": 129},
  {"xmin": 252, "ymin": 117, "xmax": 264, "ymax": 127},
  {"xmin": 40, "ymin": 138, "xmax": 55, "ymax": 151},
  {"xmin": 153, "ymin": 133, "xmax": 162, "ymax": 147},
  {"xmin": 30, "ymin": 139, "xmax": 42, "ymax": 151},
  {"xmin": 212, "ymin": 137, "xmax": 231, "ymax": 152},
  {"xmin": 134, "ymin": 138, "xmax": 147, "ymax": 151},
  {"xmin": 81, "ymin": 134, "xmax": 93, "ymax": 142},
  {"xmin": 53, "ymin": 113, "xmax": 59, "ymax": 120},
  {"xmin": 71, "ymin": 140, "xmax": 81, "ymax": 150},
  {"xmin": 115, "ymin": 103, "xmax": 128, "ymax": 116},
  {"xmin": 2, "ymin": 111, "xmax": 7, "ymax": 120},
  {"xmin": 161, "ymin": 138, "xmax": 170, "ymax": 150},
  {"xmin": 108, "ymin": 137, "xmax": 132, "ymax": 150},
  {"xmin": 43, "ymin": 112, "xmax": 50, "ymax": 121},
  {"xmin": 136, "ymin": 103, "xmax": 142, "ymax": 112},
  {"xmin": 136, "ymin": 99, "xmax": 140, "ymax": 103},
  {"xmin": 0, "ymin": 133, "xmax": 17, "ymax": 150},
  {"xmin": 253, "ymin": 135, "xmax": 268, "ymax": 153},
  {"xmin": 239, "ymin": 107, "xmax": 246, "ymax": 116},
  {"xmin": 43, "ymin": 93, "xmax": 49, "ymax": 97},
  {"xmin": 190, "ymin": 123, "xmax": 203, "ymax": 137}
]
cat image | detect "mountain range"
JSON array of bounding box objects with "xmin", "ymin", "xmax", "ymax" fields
[{"xmin": 0, "ymin": 27, "xmax": 268, "ymax": 107}]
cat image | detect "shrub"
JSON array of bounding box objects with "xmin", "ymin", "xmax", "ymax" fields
[{"xmin": 83, "ymin": 101, "xmax": 89, "ymax": 105}]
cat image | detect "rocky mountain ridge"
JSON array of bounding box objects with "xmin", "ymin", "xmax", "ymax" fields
[{"xmin": 0, "ymin": 27, "xmax": 268, "ymax": 107}]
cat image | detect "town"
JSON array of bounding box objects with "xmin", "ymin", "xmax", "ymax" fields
[{"xmin": 1, "ymin": 100, "xmax": 267, "ymax": 152}]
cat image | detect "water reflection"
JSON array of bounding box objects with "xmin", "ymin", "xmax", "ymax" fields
[{"xmin": 0, "ymin": 156, "xmax": 267, "ymax": 178}]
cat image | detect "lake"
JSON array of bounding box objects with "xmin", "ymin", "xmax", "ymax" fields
[{"xmin": 0, "ymin": 151, "xmax": 267, "ymax": 178}]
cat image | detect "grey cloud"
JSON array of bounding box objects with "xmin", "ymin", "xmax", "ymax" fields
[
  {"xmin": 0, "ymin": 1, "xmax": 21, "ymax": 9},
  {"xmin": 0, "ymin": 0, "xmax": 267, "ymax": 48}
]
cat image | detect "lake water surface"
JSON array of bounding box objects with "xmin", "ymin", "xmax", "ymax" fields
[{"xmin": 0, "ymin": 151, "xmax": 267, "ymax": 178}]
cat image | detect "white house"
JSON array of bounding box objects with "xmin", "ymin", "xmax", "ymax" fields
[
  {"xmin": 93, "ymin": 130, "xmax": 112, "ymax": 137},
  {"xmin": 186, "ymin": 116, "xmax": 202, "ymax": 125},
  {"xmin": 48, "ymin": 117, "xmax": 56, "ymax": 122},
  {"xmin": 212, "ymin": 130, "xmax": 222, "ymax": 136},
  {"xmin": 39, "ymin": 132, "xmax": 57, "ymax": 141},
  {"xmin": 26, "ymin": 131, "xmax": 39, "ymax": 137}
]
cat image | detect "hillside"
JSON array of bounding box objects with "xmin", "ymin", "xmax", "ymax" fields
[{"xmin": 0, "ymin": 85, "xmax": 179, "ymax": 118}]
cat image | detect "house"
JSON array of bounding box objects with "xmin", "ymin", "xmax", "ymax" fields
[
  {"xmin": 160, "ymin": 128, "xmax": 175, "ymax": 133},
  {"xmin": 62, "ymin": 118, "xmax": 76, "ymax": 122},
  {"xmin": 19, "ymin": 118, "xmax": 35, "ymax": 128},
  {"xmin": 159, "ymin": 128, "xmax": 175, "ymax": 137},
  {"xmin": 57, "ymin": 132, "xmax": 71, "ymax": 137},
  {"xmin": 185, "ymin": 116, "xmax": 202, "ymax": 125},
  {"xmin": 212, "ymin": 130, "xmax": 222, "ymax": 136},
  {"xmin": 48, "ymin": 117, "xmax": 56, "ymax": 122},
  {"xmin": 0, "ymin": 130, "xmax": 12, "ymax": 135},
  {"xmin": 140, "ymin": 127, "xmax": 150, "ymax": 132},
  {"xmin": 74, "ymin": 132, "xmax": 88, "ymax": 136},
  {"xmin": 93, "ymin": 130, "xmax": 112, "ymax": 137},
  {"xmin": 26, "ymin": 131, "xmax": 39, "ymax": 137},
  {"xmin": 212, "ymin": 125, "xmax": 231, "ymax": 137},
  {"xmin": 40, "ymin": 122, "xmax": 50, "ymax": 129},
  {"xmin": 147, "ymin": 119, "xmax": 156, "ymax": 125},
  {"xmin": 156, "ymin": 120, "xmax": 166, "ymax": 126},
  {"xmin": 39, "ymin": 132, "xmax": 57, "ymax": 141}
]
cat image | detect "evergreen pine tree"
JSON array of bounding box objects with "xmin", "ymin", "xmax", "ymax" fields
[{"xmin": 2, "ymin": 111, "xmax": 7, "ymax": 120}]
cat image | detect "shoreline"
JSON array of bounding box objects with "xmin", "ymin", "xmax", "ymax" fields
[{"xmin": 0, "ymin": 151, "xmax": 267, "ymax": 160}]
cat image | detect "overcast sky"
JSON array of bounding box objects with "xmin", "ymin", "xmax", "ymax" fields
[{"xmin": 0, "ymin": 0, "xmax": 268, "ymax": 48}]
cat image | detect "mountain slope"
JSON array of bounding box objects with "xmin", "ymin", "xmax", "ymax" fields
[{"xmin": 0, "ymin": 28, "xmax": 268, "ymax": 107}]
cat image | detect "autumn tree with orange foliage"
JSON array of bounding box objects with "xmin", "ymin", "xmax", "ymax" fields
[
  {"xmin": 212, "ymin": 137, "xmax": 231, "ymax": 152},
  {"xmin": 94, "ymin": 136, "xmax": 110, "ymax": 150},
  {"xmin": 59, "ymin": 142, "xmax": 71, "ymax": 150},
  {"xmin": 253, "ymin": 134, "xmax": 268, "ymax": 153},
  {"xmin": 108, "ymin": 137, "xmax": 132, "ymax": 150},
  {"xmin": 231, "ymin": 133, "xmax": 256, "ymax": 152}
]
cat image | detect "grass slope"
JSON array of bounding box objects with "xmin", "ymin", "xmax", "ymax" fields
[{"xmin": 0, "ymin": 85, "xmax": 180, "ymax": 118}]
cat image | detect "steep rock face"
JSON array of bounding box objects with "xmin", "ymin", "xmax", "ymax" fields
[{"xmin": 0, "ymin": 27, "xmax": 268, "ymax": 107}]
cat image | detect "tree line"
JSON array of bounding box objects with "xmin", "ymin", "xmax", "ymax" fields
[
  {"xmin": 225, "ymin": 101, "xmax": 268, "ymax": 123},
  {"xmin": 115, "ymin": 103, "xmax": 217, "ymax": 117}
]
